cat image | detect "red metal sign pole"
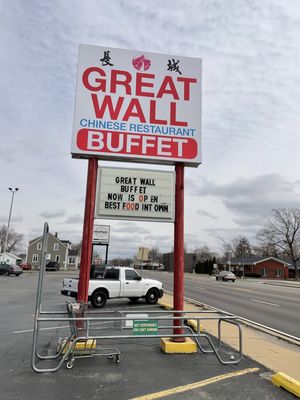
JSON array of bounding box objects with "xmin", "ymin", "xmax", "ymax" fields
[
  {"xmin": 77, "ymin": 157, "xmax": 98, "ymax": 303},
  {"xmin": 173, "ymin": 163, "xmax": 185, "ymax": 341}
]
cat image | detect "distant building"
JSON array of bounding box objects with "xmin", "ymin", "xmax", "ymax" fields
[
  {"xmin": 163, "ymin": 252, "xmax": 196, "ymax": 273},
  {"xmin": 0, "ymin": 252, "xmax": 22, "ymax": 265},
  {"xmin": 26, "ymin": 232, "xmax": 79, "ymax": 270},
  {"xmin": 67, "ymin": 249, "xmax": 80, "ymax": 269},
  {"xmin": 217, "ymin": 256, "xmax": 291, "ymax": 279}
]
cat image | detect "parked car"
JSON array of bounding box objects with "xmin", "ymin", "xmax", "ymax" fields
[
  {"xmin": 20, "ymin": 262, "xmax": 32, "ymax": 270},
  {"xmin": 216, "ymin": 271, "xmax": 236, "ymax": 282},
  {"xmin": 61, "ymin": 266, "xmax": 164, "ymax": 308},
  {"xmin": 46, "ymin": 261, "xmax": 60, "ymax": 271},
  {"xmin": 0, "ymin": 263, "xmax": 23, "ymax": 276}
]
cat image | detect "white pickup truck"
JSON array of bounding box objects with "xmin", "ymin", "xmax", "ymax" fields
[{"xmin": 61, "ymin": 266, "xmax": 164, "ymax": 308}]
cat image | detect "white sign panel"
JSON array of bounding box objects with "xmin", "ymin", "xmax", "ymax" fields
[
  {"xmin": 95, "ymin": 167, "xmax": 175, "ymax": 222},
  {"xmin": 137, "ymin": 247, "xmax": 149, "ymax": 262},
  {"xmin": 93, "ymin": 224, "xmax": 110, "ymax": 244},
  {"xmin": 71, "ymin": 44, "xmax": 202, "ymax": 167}
]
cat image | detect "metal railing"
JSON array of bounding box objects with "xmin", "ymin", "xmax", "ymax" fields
[
  {"xmin": 32, "ymin": 308, "xmax": 242, "ymax": 372},
  {"xmin": 31, "ymin": 223, "xmax": 243, "ymax": 373}
]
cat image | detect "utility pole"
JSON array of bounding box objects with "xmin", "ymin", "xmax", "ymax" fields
[{"xmin": 3, "ymin": 187, "xmax": 19, "ymax": 262}]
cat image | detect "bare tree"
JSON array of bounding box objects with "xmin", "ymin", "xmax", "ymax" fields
[
  {"xmin": 149, "ymin": 247, "xmax": 161, "ymax": 264},
  {"xmin": 71, "ymin": 241, "xmax": 82, "ymax": 252},
  {"xmin": 258, "ymin": 208, "xmax": 300, "ymax": 279},
  {"xmin": 109, "ymin": 257, "xmax": 133, "ymax": 266},
  {"xmin": 0, "ymin": 225, "xmax": 24, "ymax": 254},
  {"xmin": 194, "ymin": 245, "xmax": 216, "ymax": 262},
  {"xmin": 252, "ymin": 243, "xmax": 281, "ymax": 258},
  {"xmin": 220, "ymin": 236, "xmax": 252, "ymax": 258}
]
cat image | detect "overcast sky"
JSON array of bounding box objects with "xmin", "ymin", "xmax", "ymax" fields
[{"xmin": 1, "ymin": 0, "xmax": 300, "ymax": 260}]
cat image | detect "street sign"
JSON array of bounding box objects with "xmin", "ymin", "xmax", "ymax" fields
[
  {"xmin": 71, "ymin": 44, "xmax": 202, "ymax": 167},
  {"xmin": 95, "ymin": 167, "xmax": 175, "ymax": 222},
  {"xmin": 93, "ymin": 224, "xmax": 110, "ymax": 244}
]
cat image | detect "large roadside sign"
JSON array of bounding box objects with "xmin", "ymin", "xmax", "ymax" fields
[
  {"xmin": 95, "ymin": 167, "xmax": 175, "ymax": 222},
  {"xmin": 71, "ymin": 44, "xmax": 202, "ymax": 167}
]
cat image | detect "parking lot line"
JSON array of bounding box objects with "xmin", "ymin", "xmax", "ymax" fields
[
  {"xmin": 129, "ymin": 367, "xmax": 260, "ymax": 400},
  {"xmin": 13, "ymin": 325, "xmax": 69, "ymax": 334}
]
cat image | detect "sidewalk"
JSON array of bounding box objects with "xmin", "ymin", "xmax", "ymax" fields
[{"xmin": 159, "ymin": 293, "xmax": 300, "ymax": 392}]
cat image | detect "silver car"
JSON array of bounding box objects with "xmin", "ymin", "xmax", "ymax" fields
[
  {"xmin": 216, "ymin": 271, "xmax": 236, "ymax": 282},
  {"xmin": 0, "ymin": 263, "xmax": 23, "ymax": 277}
]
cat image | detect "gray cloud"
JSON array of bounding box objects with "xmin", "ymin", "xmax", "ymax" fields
[
  {"xmin": 114, "ymin": 223, "xmax": 150, "ymax": 234},
  {"xmin": 0, "ymin": 215, "xmax": 23, "ymax": 224},
  {"xmin": 64, "ymin": 214, "xmax": 83, "ymax": 224},
  {"xmin": 196, "ymin": 209, "xmax": 218, "ymax": 220},
  {"xmin": 2, "ymin": 1, "xmax": 300, "ymax": 259},
  {"xmin": 39, "ymin": 210, "xmax": 66, "ymax": 218},
  {"xmin": 195, "ymin": 174, "xmax": 300, "ymax": 227}
]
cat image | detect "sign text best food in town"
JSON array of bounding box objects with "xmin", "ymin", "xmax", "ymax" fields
[
  {"xmin": 95, "ymin": 167, "xmax": 175, "ymax": 222},
  {"xmin": 71, "ymin": 44, "xmax": 202, "ymax": 167}
]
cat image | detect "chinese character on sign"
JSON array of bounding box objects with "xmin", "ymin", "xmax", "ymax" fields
[
  {"xmin": 167, "ymin": 59, "xmax": 182, "ymax": 75},
  {"xmin": 100, "ymin": 50, "xmax": 114, "ymax": 66}
]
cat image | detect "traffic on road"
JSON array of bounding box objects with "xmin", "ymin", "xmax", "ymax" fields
[{"xmin": 142, "ymin": 270, "xmax": 300, "ymax": 339}]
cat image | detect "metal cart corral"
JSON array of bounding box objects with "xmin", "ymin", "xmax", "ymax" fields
[
  {"xmin": 31, "ymin": 223, "xmax": 243, "ymax": 373},
  {"xmin": 62, "ymin": 300, "xmax": 121, "ymax": 369},
  {"xmin": 31, "ymin": 223, "xmax": 121, "ymax": 373}
]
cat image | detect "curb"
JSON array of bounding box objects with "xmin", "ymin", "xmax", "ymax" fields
[
  {"xmin": 272, "ymin": 372, "xmax": 300, "ymax": 398},
  {"xmin": 158, "ymin": 301, "xmax": 204, "ymax": 334},
  {"xmin": 186, "ymin": 319, "xmax": 204, "ymax": 333},
  {"xmin": 158, "ymin": 301, "xmax": 172, "ymax": 310},
  {"xmin": 159, "ymin": 296, "xmax": 300, "ymax": 398}
]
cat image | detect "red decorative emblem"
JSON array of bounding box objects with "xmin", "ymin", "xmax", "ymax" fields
[{"xmin": 132, "ymin": 54, "xmax": 151, "ymax": 71}]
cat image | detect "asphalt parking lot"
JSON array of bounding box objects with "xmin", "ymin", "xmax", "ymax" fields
[{"xmin": 0, "ymin": 271, "xmax": 297, "ymax": 399}]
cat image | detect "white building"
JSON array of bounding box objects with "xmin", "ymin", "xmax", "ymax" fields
[{"xmin": 0, "ymin": 252, "xmax": 22, "ymax": 265}]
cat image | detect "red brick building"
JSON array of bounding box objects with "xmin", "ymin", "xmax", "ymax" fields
[{"xmin": 218, "ymin": 256, "xmax": 291, "ymax": 279}]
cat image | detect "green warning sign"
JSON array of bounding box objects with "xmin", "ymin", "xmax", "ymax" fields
[{"xmin": 133, "ymin": 320, "xmax": 158, "ymax": 335}]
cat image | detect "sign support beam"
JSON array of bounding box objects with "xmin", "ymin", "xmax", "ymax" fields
[
  {"xmin": 172, "ymin": 163, "xmax": 185, "ymax": 341},
  {"xmin": 77, "ymin": 158, "xmax": 98, "ymax": 303},
  {"xmin": 105, "ymin": 244, "xmax": 108, "ymax": 264}
]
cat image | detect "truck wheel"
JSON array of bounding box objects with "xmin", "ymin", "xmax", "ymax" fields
[
  {"xmin": 129, "ymin": 297, "xmax": 139, "ymax": 303},
  {"xmin": 91, "ymin": 290, "xmax": 107, "ymax": 308},
  {"xmin": 145, "ymin": 288, "xmax": 159, "ymax": 304}
]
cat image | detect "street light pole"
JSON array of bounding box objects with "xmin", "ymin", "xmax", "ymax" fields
[{"xmin": 3, "ymin": 187, "xmax": 19, "ymax": 262}]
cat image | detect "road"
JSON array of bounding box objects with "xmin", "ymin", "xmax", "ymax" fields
[
  {"xmin": 142, "ymin": 271, "xmax": 300, "ymax": 338},
  {"xmin": 0, "ymin": 271, "xmax": 294, "ymax": 400}
]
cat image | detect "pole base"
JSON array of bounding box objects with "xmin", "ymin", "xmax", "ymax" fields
[{"xmin": 160, "ymin": 338, "xmax": 197, "ymax": 353}]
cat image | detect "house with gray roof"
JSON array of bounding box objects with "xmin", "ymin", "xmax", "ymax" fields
[
  {"xmin": 217, "ymin": 256, "xmax": 291, "ymax": 279},
  {"xmin": 26, "ymin": 232, "xmax": 79, "ymax": 270}
]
